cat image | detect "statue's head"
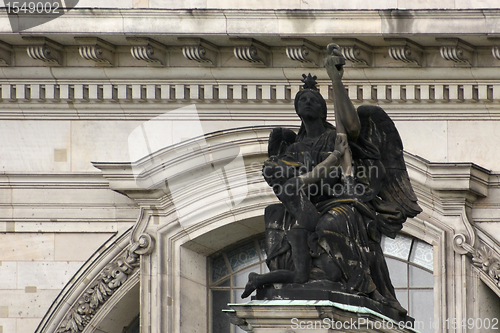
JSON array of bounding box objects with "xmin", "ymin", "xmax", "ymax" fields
[{"xmin": 294, "ymin": 74, "xmax": 327, "ymax": 122}]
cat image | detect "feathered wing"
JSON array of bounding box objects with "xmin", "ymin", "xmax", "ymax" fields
[
  {"xmin": 267, "ymin": 127, "xmax": 297, "ymax": 157},
  {"xmin": 355, "ymin": 105, "xmax": 422, "ymax": 238}
]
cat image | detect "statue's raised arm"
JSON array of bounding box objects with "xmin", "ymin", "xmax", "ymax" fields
[{"xmin": 325, "ymin": 43, "xmax": 360, "ymax": 141}]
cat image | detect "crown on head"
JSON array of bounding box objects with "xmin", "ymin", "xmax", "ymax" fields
[{"xmin": 301, "ymin": 73, "xmax": 318, "ymax": 91}]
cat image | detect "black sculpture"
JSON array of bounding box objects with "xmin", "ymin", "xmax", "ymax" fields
[{"xmin": 241, "ymin": 44, "xmax": 422, "ymax": 322}]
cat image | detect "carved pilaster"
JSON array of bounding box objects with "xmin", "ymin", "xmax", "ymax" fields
[
  {"xmin": 283, "ymin": 39, "xmax": 322, "ymax": 66},
  {"xmin": 75, "ymin": 37, "xmax": 115, "ymax": 66},
  {"xmin": 127, "ymin": 37, "xmax": 167, "ymax": 66},
  {"xmin": 55, "ymin": 232, "xmax": 155, "ymax": 333},
  {"xmin": 179, "ymin": 38, "xmax": 218, "ymax": 66},
  {"xmin": 231, "ymin": 38, "xmax": 270, "ymax": 66},
  {"xmin": 23, "ymin": 37, "xmax": 63, "ymax": 65},
  {"xmin": 437, "ymin": 38, "xmax": 474, "ymax": 67},
  {"xmin": 334, "ymin": 38, "xmax": 373, "ymax": 67},
  {"xmin": 385, "ymin": 38, "xmax": 423, "ymax": 67}
]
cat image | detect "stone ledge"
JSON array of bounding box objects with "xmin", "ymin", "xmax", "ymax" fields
[{"xmin": 226, "ymin": 300, "xmax": 419, "ymax": 333}]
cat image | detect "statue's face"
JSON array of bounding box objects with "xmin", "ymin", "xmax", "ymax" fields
[{"xmin": 297, "ymin": 91, "xmax": 323, "ymax": 121}]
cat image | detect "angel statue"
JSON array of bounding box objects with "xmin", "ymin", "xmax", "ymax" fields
[{"xmin": 241, "ymin": 44, "xmax": 422, "ymax": 319}]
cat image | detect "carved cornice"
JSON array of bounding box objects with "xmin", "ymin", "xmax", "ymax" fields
[
  {"xmin": 283, "ymin": 39, "xmax": 322, "ymax": 66},
  {"xmin": 23, "ymin": 37, "xmax": 63, "ymax": 65},
  {"xmin": 127, "ymin": 37, "xmax": 167, "ymax": 66},
  {"xmin": 231, "ymin": 38, "xmax": 270, "ymax": 66},
  {"xmin": 437, "ymin": 38, "xmax": 474, "ymax": 67},
  {"xmin": 75, "ymin": 37, "xmax": 115, "ymax": 66},
  {"xmin": 334, "ymin": 38, "xmax": 373, "ymax": 67},
  {"xmin": 55, "ymin": 232, "xmax": 154, "ymax": 333},
  {"xmin": 179, "ymin": 38, "xmax": 218, "ymax": 66},
  {"xmin": 385, "ymin": 38, "xmax": 423, "ymax": 67}
]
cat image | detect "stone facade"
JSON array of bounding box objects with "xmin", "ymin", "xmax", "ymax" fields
[{"xmin": 0, "ymin": 1, "xmax": 500, "ymax": 333}]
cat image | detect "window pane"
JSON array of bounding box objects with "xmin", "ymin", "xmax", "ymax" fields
[
  {"xmin": 409, "ymin": 265, "xmax": 433, "ymax": 287},
  {"xmin": 233, "ymin": 265, "xmax": 261, "ymax": 287},
  {"xmin": 211, "ymin": 254, "xmax": 230, "ymax": 283},
  {"xmin": 381, "ymin": 234, "xmax": 413, "ymax": 260},
  {"xmin": 211, "ymin": 290, "xmax": 231, "ymax": 333},
  {"xmin": 227, "ymin": 242, "xmax": 260, "ymax": 272},
  {"xmin": 385, "ymin": 257, "xmax": 408, "ymax": 287},
  {"xmin": 213, "ymin": 278, "xmax": 231, "ymax": 287},
  {"xmin": 409, "ymin": 289, "xmax": 434, "ymax": 333},
  {"xmin": 395, "ymin": 290, "xmax": 408, "ymax": 310},
  {"xmin": 410, "ymin": 240, "xmax": 434, "ymax": 271}
]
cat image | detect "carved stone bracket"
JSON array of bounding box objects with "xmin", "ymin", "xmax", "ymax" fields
[
  {"xmin": 231, "ymin": 38, "xmax": 270, "ymax": 66},
  {"xmin": 55, "ymin": 232, "xmax": 155, "ymax": 333},
  {"xmin": 127, "ymin": 37, "xmax": 167, "ymax": 66},
  {"xmin": 437, "ymin": 38, "xmax": 474, "ymax": 67},
  {"xmin": 492, "ymin": 46, "xmax": 500, "ymax": 61},
  {"xmin": 334, "ymin": 38, "xmax": 373, "ymax": 67},
  {"xmin": 454, "ymin": 232, "xmax": 500, "ymax": 292},
  {"xmin": 385, "ymin": 38, "xmax": 423, "ymax": 67},
  {"xmin": 283, "ymin": 38, "xmax": 322, "ymax": 66},
  {"xmin": 75, "ymin": 37, "xmax": 116, "ymax": 66},
  {"xmin": 179, "ymin": 37, "xmax": 218, "ymax": 66},
  {"xmin": 0, "ymin": 41, "xmax": 13, "ymax": 66},
  {"xmin": 23, "ymin": 37, "xmax": 63, "ymax": 65}
]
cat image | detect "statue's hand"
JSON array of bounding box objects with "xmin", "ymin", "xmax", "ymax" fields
[
  {"xmin": 324, "ymin": 43, "xmax": 345, "ymax": 81},
  {"xmin": 334, "ymin": 133, "xmax": 348, "ymax": 156}
]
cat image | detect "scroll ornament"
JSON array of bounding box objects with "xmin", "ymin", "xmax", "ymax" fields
[
  {"xmin": 454, "ymin": 233, "xmax": 500, "ymax": 287},
  {"xmin": 56, "ymin": 233, "xmax": 154, "ymax": 333}
]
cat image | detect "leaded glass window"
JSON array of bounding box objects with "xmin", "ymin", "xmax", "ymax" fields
[{"xmin": 210, "ymin": 233, "xmax": 434, "ymax": 333}]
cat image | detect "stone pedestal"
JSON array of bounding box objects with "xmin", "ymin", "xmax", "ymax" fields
[{"xmin": 225, "ymin": 300, "xmax": 418, "ymax": 333}]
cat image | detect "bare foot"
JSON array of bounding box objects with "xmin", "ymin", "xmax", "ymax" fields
[{"xmin": 241, "ymin": 272, "xmax": 259, "ymax": 299}]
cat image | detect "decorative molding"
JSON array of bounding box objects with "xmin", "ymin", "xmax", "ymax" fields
[
  {"xmin": 55, "ymin": 232, "xmax": 154, "ymax": 333},
  {"xmin": 23, "ymin": 37, "xmax": 63, "ymax": 65},
  {"xmin": 2, "ymin": 80, "xmax": 500, "ymax": 120},
  {"xmin": 437, "ymin": 38, "xmax": 474, "ymax": 67},
  {"xmin": 472, "ymin": 246, "xmax": 500, "ymax": 288},
  {"xmin": 385, "ymin": 38, "xmax": 423, "ymax": 67},
  {"xmin": 334, "ymin": 38, "xmax": 373, "ymax": 67},
  {"xmin": 283, "ymin": 39, "xmax": 322, "ymax": 66},
  {"xmin": 75, "ymin": 37, "xmax": 116, "ymax": 66},
  {"xmin": 127, "ymin": 37, "xmax": 167, "ymax": 66},
  {"xmin": 231, "ymin": 38, "xmax": 270, "ymax": 66},
  {"xmin": 179, "ymin": 38, "xmax": 218, "ymax": 66}
]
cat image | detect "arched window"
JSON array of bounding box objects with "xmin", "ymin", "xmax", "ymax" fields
[
  {"xmin": 209, "ymin": 233, "xmax": 434, "ymax": 333},
  {"xmin": 381, "ymin": 234, "xmax": 434, "ymax": 333}
]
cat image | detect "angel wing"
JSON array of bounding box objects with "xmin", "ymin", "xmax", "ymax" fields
[
  {"xmin": 267, "ymin": 127, "xmax": 297, "ymax": 157},
  {"xmin": 355, "ymin": 105, "xmax": 422, "ymax": 238}
]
